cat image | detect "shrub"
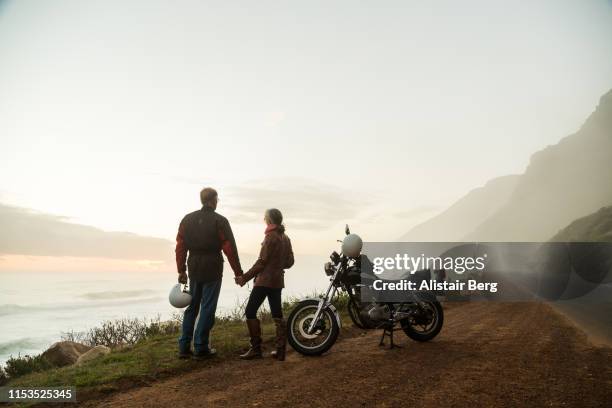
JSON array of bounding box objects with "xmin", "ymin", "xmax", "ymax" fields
[
  {"xmin": 61, "ymin": 329, "xmax": 88, "ymax": 344},
  {"xmin": 0, "ymin": 366, "xmax": 8, "ymax": 385},
  {"xmin": 4, "ymin": 354, "xmax": 53, "ymax": 378},
  {"xmin": 333, "ymin": 292, "xmax": 350, "ymax": 310},
  {"xmin": 61, "ymin": 316, "xmax": 182, "ymax": 348},
  {"xmin": 219, "ymin": 298, "xmax": 248, "ymax": 323},
  {"xmin": 144, "ymin": 315, "xmax": 181, "ymax": 338}
]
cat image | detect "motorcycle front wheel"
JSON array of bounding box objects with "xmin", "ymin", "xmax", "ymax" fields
[{"xmin": 287, "ymin": 299, "xmax": 340, "ymax": 356}]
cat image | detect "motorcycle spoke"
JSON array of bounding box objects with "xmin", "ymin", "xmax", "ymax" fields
[{"xmin": 290, "ymin": 305, "xmax": 334, "ymax": 350}]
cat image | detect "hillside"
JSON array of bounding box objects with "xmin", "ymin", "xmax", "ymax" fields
[
  {"xmin": 464, "ymin": 89, "xmax": 612, "ymax": 241},
  {"xmin": 550, "ymin": 206, "xmax": 612, "ymax": 242},
  {"xmin": 400, "ymin": 175, "xmax": 519, "ymax": 241},
  {"xmin": 400, "ymin": 89, "xmax": 612, "ymax": 242},
  {"xmin": 81, "ymin": 303, "xmax": 612, "ymax": 408}
]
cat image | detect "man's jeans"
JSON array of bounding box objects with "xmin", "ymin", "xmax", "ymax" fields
[{"xmin": 178, "ymin": 278, "xmax": 222, "ymax": 354}]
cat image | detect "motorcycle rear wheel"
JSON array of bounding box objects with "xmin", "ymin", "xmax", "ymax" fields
[
  {"xmin": 287, "ymin": 299, "xmax": 340, "ymax": 356},
  {"xmin": 401, "ymin": 300, "xmax": 444, "ymax": 342}
]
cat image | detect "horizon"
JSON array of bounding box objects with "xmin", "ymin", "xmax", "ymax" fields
[
  {"xmin": 1, "ymin": 3, "xmax": 612, "ymax": 405},
  {"xmin": 1, "ymin": 0, "xmax": 612, "ymax": 273}
]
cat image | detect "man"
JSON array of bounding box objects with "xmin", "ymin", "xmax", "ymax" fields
[{"xmin": 175, "ymin": 187, "xmax": 243, "ymax": 359}]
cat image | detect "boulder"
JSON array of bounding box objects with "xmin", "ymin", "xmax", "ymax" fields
[
  {"xmin": 41, "ymin": 341, "xmax": 91, "ymax": 367},
  {"xmin": 76, "ymin": 345, "xmax": 111, "ymax": 366}
]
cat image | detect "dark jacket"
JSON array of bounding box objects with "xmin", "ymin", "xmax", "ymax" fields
[
  {"xmin": 175, "ymin": 206, "xmax": 242, "ymax": 283},
  {"xmin": 243, "ymin": 224, "xmax": 294, "ymax": 288}
]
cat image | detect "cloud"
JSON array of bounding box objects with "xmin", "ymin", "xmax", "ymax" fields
[
  {"xmin": 263, "ymin": 111, "xmax": 286, "ymax": 127},
  {"xmin": 0, "ymin": 203, "xmax": 172, "ymax": 260},
  {"xmin": 146, "ymin": 172, "xmax": 216, "ymax": 186},
  {"xmin": 222, "ymin": 178, "xmax": 369, "ymax": 230},
  {"xmin": 356, "ymin": 206, "xmax": 439, "ymax": 224}
]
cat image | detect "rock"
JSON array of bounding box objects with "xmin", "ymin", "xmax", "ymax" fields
[
  {"xmin": 76, "ymin": 345, "xmax": 111, "ymax": 366},
  {"xmin": 41, "ymin": 341, "xmax": 92, "ymax": 367}
]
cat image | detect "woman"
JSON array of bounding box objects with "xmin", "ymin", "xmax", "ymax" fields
[{"xmin": 235, "ymin": 208, "xmax": 294, "ymax": 361}]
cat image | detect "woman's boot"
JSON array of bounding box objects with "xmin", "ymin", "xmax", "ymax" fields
[
  {"xmin": 271, "ymin": 318, "xmax": 287, "ymax": 361},
  {"xmin": 240, "ymin": 319, "xmax": 262, "ymax": 359}
]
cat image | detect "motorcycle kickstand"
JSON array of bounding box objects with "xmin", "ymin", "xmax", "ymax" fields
[{"xmin": 378, "ymin": 321, "xmax": 402, "ymax": 349}]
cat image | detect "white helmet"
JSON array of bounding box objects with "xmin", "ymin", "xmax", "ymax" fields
[
  {"xmin": 169, "ymin": 284, "xmax": 192, "ymax": 308},
  {"xmin": 342, "ymin": 233, "xmax": 363, "ymax": 258}
]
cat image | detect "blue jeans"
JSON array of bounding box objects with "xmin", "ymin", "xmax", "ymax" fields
[{"xmin": 178, "ymin": 278, "xmax": 222, "ymax": 354}]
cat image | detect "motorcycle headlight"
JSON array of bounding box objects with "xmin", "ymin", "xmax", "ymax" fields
[
  {"xmin": 324, "ymin": 262, "xmax": 335, "ymax": 276},
  {"xmin": 329, "ymin": 251, "xmax": 341, "ymax": 265}
]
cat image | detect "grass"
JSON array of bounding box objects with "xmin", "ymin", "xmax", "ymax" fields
[
  {"xmin": 9, "ymin": 319, "xmax": 257, "ymax": 389},
  {"xmin": 5, "ymin": 293, "xmax": 353, "ymax": 405}
]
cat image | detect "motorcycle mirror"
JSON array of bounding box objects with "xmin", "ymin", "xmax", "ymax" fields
[{"xmin": 345, "ymin": 224, "xmax": 350, "ymax": 235}]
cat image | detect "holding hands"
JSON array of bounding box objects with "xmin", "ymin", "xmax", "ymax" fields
[{"xmin": 235, "ymin": 273, "xmax": 246, "ymax": 287}]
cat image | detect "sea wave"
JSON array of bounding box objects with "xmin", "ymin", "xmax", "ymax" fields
[
  {"xmin": 0, "ymin": 304, "xmax": 38, "ymax": 317},
  {"xmin": 0, "ymin": 296, "xmax": 165, "ymax": 317},
  {"xmin": 0, "ymin": 337, "xmax": 46, "ymax": 355},
  {"xmin": 80, "ymin": 289, "xmax": 157, "ymax": 300}
]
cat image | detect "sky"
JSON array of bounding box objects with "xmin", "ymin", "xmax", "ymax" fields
[{"xmin": 1, "ymin": 0, "xmax": 612, "ymax": 272}]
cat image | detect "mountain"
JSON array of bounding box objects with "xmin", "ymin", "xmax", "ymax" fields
[
  {"xmin": 550, "ymin": 206, "xmax": 612, "ymax": 242},
  {"xmin": 0, "ymin": 203, "xmax": 173, "ymax": 260},
  {"xmin": 401, "ymin": 89, "xmax": 612, "ymax": 242},
  {"xmin": 399, "ymin": 175, "xmax": 520, "ymax": 241},
  {"xmin": 464, "ymin": 89, "xmax": 612, "ymax": 241}
]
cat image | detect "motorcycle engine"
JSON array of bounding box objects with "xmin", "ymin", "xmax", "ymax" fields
[{"xmin": 361, "ymin": 303, "xmax": 391, "ymax": 323}]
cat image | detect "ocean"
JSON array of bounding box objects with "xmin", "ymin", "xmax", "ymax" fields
[{"xmin": 0, "ymin": 255, "xmax": 329, "ymax": 366}]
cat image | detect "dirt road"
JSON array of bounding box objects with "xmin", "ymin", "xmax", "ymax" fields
[{"xmin": 83, "ymin": 303, "xmax": 612, "ymax": 407}]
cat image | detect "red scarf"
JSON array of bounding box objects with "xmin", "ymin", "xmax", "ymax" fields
[{"xmin": 265, "ymin": 224, "xmax": 278, "ymax": 234}]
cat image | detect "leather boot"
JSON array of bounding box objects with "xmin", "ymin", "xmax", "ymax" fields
[
  {"xmin": 240, "ymin": 319, "xmax": 262, "ymax": 359},
  {"xmin": 271, "ymin": 318, "xmax": 287, "ymax": 361}
]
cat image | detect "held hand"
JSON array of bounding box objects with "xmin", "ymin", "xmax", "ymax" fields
[
  {"xmin": 234, "ymin": 275, "xmax": 246, "ymax": 287},
  {"xmin": 178, "ymin": 271, "xmax": 188, "ymax": 284}
]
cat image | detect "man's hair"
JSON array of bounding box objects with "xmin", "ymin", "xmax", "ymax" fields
[{"xmin": 200, "ymin": 187, "xmax": 218, "ymax": 206}]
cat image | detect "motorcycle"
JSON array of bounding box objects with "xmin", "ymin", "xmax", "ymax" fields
[{"xmin": 287, "ymin": 225, "xmax": 445, "ymax": 356}]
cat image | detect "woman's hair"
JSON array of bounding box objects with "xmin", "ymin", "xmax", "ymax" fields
[{"xmin": 266, "ymin": 208, "xmax": 285, "ymax": 233}]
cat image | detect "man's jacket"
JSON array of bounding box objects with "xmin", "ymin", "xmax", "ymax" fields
[
  {"xmin": 175, "ymin": 206, "xmax": 242, "ymax": 282},
  {"xmin": 242, "ymin": 224, "xmax": 294, "ymax": 288}
]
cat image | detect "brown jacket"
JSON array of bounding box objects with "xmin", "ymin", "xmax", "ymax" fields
[{"xmin": 243, "ymin": 225, "xmax": 294, "ymax": 288}]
